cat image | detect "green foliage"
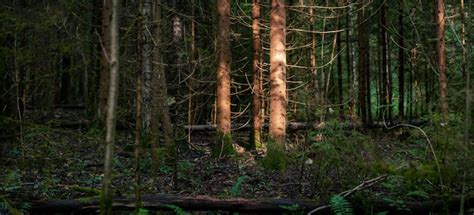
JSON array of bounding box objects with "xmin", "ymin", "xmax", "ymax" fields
[
  {"xmin": 212, "ymin": 132, "xmax": 235, "ymax": 158},
  {"xmin": 230, "ymin": 176, "xmax": 249, "ymax": 197},
  {"xmin": 164, "ymin": 204, "xmax": 190, "ymax": 215},
  {"xmin": 329, "ymin": 195, "xmax": 353, "ymax": 215},
  {"xmin": 280, "ymin": 204, "xmax": 304, "ymax": 215},
  {"xmin": 261, "ymin": 140, "xmax": 287, "ymax": 171},
  {"xmin": 0, "ymin": 196, "xmax": 31, "ymax": 215},
  {"xmin": 0, "ymin": 170, "xmax": 22, "ymax": 193},
  {"xmin": 135, "ymin": 208, "xmax": 149, "ymax": 215},
  {"xmin": 382, "ymin": 197, "xmax": 408, "ymax": 211}
]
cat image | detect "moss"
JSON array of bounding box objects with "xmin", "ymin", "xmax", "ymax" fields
[
  {"xmin": 260, "ymin": 139, "xmax": 287, "ymax": 171},
  {"xmin": 212, "ymin": 132, "xmax": 235, "ymax": 158}
]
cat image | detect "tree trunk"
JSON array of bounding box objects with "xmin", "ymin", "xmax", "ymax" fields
[
  {"xmin": 252, "ymin": 0, "xmax": 264, "ymax": 150},
  {"xmin": 308, "ymin": 0, "xmax": 318, "ymax": 121},
  {"xmin": 398, "ymin": 1, "xmax": 405, "ymax": 119},
  {"xmin": 269, "ymin": 0, "xmax": 287, "ymax": 144},
  {"xmin": 140, "ymin": 0, "xmax": 153, "ymax": 130},
  {"xmin": 98, "ymin": 0, "xmax": 112, "ymax": 121},
  {"xmin": 216, "ymin": 0, "xmax": 232, "ymax": 136},
  {"xmin": 100, "ymin": 0, "xmax": 119, "ymax": 213},
  {"xmin": 336, "ymin": 19, "xmax": 343, "ymax": 119},
  {"xmin": 380, "ymin": 1, "xmax": 390, "ymax": 121},
  {"xmin": 436, "ymin": 0, "xmax": 448, "ymax": 122},
  {"xmin": 358, "ymin": 0, "xmax": 368, "ymax": 126},
  {"xmin": 150, "ymin": 0, "xmax": 174, "ymax": 167}
]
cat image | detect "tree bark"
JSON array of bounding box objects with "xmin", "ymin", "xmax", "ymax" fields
[
  {"xmin": 336, "ymin": 18, "xmax": 343, "ymax": 119},
  {"xmin": 436, "ymin": 0, "xmax": 448, "ymax": 122},
  {"xmin": 252, "ymin": 0, "xmax": 264, "ymax": 149},
  {"xmin": 150, "ymin": 0, "xmax": 174, "ymax": 166},
  {"xmin": 140, "ymin": 0, "xmax": 153, "ymax": 130},
  {"xmin": 358, "ymin": 0, "xmax": 368, "ymax": 127},
  {"xmin": 398, "ymin": 1, "xmax": 405, "ymax": 119},
  {"xmin": 100, "ymin": 0, "xmax": 119, "ymax": 213},
  {"xmin": 98, "ymin": 0, "xmax": 112, "ymax": 121},
  {"xmin": 216, "ymin": 0, "xmax": 232, "ymax": 136},
  {"xmin": 269, "ymin": 0, "xmax": 287, "ymax": 144},
  {"xmin": 380, "ymin": 1, "xmax": 390, "ymax": 121}
]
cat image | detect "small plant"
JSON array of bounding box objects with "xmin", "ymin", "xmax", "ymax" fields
[
  {"xmin": 329, "ymin": 195, "xmax": 353, "ymax": 215},
  {"xmin": 164, "ymin": 204, "xmax": 190, "ymax": 215},
  {"xmin": 136, "ymin": 207, "xmax": 149, "ymax": 215},
  {"xmin": 0, "ymin": 196, "xmax": 30, "ymax": 215},
  {"xmin": 230, "ymin": 176, "xmax": 249, "ymax": 197},
  {"xmin": 261, "ymin": 139, "xmax": 287, "ymax": 171},
  {"xmin": 280, "ymin": 203, "xmax": 303, "ymax": 215}
]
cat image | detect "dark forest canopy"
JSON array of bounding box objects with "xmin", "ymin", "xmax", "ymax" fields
[{"xmin": 0, "ymin": 0, "xmax": 472, "ymax": 214}]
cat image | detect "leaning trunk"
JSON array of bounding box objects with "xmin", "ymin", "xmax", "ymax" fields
[{"xmin": 100, "ymin": 0, "xmax": 119, "ymax": 213}]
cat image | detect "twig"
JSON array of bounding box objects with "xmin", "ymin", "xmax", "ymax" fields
[{"xmin": 308, "ymin": 174, "xmax": 387, "ymax": 215}]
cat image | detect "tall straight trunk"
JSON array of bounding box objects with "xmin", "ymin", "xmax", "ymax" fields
[
  {"xmin": 150, "ymin": 0, "xmax": 174, "ymax": 166},
  {"xmin": 436, "ymin": 0, "xmax": 448, "ymax": 122},
  {"xmin": 100, "ymin": 0, "xmax": 119, "ymax": 213},
  {"xmin": 460, "ymin": 0, "xmax": 472, "ymax": 212},
  {"xmin": 252, "ymin": 0, "xmax": 264, "ymax": 149},
  {"xmin": 336, "ymin": 20, "xmax": 343, "ymax": 119},
  {"xmin": 98, "ymin": 0, "xmax": 112, "ymax": 120},
  {"xmin": 216, "ymin": 0, "xmax": 231, "ymax": 136},
  {"xmin": 269, "ymin": 0, "xmax": 287, "ymax": 144},
  {"xmin": 308, "ymin": 0, "xmax": 318, "ymax": 120},
  {"xmin": 398, "ymin": 2, "xmax": 405, "ymax": 118},
  {"xmin": 141, "ymin": 0, "xmax": 153, "ymax": 129},
  {"xmin": 358, "ymin": 0, "xmax": 368, "ymax": 126},
  {"xmin": 134, "ymin": 0, "xmax": 144, "ymax": 209},
  {"xmin": 366, "ymin": 36, "xmax": 372, "ymax": 124},
  {"xmin": 187, "ymin": 0, "xmax": 196, "ymax": 145},
  {"xmin": 380, "ymin": 1, "xmax": 390, "ymax": 121},
  {"xmin": 346, "ymin": 4, "xmax": 356, "ymax": 119}
]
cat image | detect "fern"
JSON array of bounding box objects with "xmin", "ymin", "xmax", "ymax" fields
[
  {"xmin": 329, "ymin": 195, "xmax": 353, "ymax": 215},
  {"xmin": 164, "ymin": 204, "xmax": 190, "ymax": 215},
  {"xmin": 136, "ymin": 207, "xmax": 149, "ymax": 215},
  {"xmin": 230, "ymin": 176, "xmax": 249, "ymax": 197}
]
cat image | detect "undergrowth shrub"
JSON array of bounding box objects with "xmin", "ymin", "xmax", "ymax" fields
[{"xmin": 261, "ymin": 139, "xmax": 287, "ymax": 171}]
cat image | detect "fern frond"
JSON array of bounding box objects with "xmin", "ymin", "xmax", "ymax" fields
[{"xmin": 329, "ymin": 195, "xmax": 353, "ymax": 215}]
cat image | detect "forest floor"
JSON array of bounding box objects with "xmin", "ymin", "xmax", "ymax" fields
[{"xmin": 0, "ymin": 108, "xmax": 471, "ymax": 214}]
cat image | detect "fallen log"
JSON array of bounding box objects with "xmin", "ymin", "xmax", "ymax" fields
[
  {"xmin": 31, "ymin": 194, "xmax": 324, "ymax": 213},
  {"xmin": 184, "ymin": 119, "xmax": 429, "ymax": 131}
]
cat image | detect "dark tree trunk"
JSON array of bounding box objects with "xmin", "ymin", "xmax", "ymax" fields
[
  {"xmin": 358, "ymin": 0, "xmax": 368, "ymax": 126},
  {"xmin": 436, "ymin": 0, "xmax": 448, "ymax": 122},
  {"xmin": 398, "ymin": 1, "xmax": 405, "ymax": 119},
  {"xmin": 98, "ymin": 0, "xmax": 112, "ymax": 121},
  {"xmin": 337, "ymin": 20, "xmax": 344, "ymax": 119}
]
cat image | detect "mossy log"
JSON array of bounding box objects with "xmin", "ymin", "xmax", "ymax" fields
[
  {"xmin": 30, "ymin": 194, "xmax": 472, "ymax": 214},
  {"xmin": 31, "ymin": 194, "xmax": 323, "ymax": 213}
]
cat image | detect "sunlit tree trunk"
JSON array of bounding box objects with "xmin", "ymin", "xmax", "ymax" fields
[
  {"xmin": 252, "ymin": 0, "xmax": 264, "ymax": 149},
  {"xmin": 216, "ymin": 0, "xmax": 231, "ymax": 137},
  {"xmin": 100, "ymin": 0, "xmax": 119, "ymax": 213},
  {"xmin": 269, "ymin": 0, "xmax": 287, "ymax": 144},
  {"xmin": 436, "ymin": 0, "xmax": 448, "ymax": 122},
  {"xmin": 98, "ymin": 0, "xmax": 111, "ymax": 120}
]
